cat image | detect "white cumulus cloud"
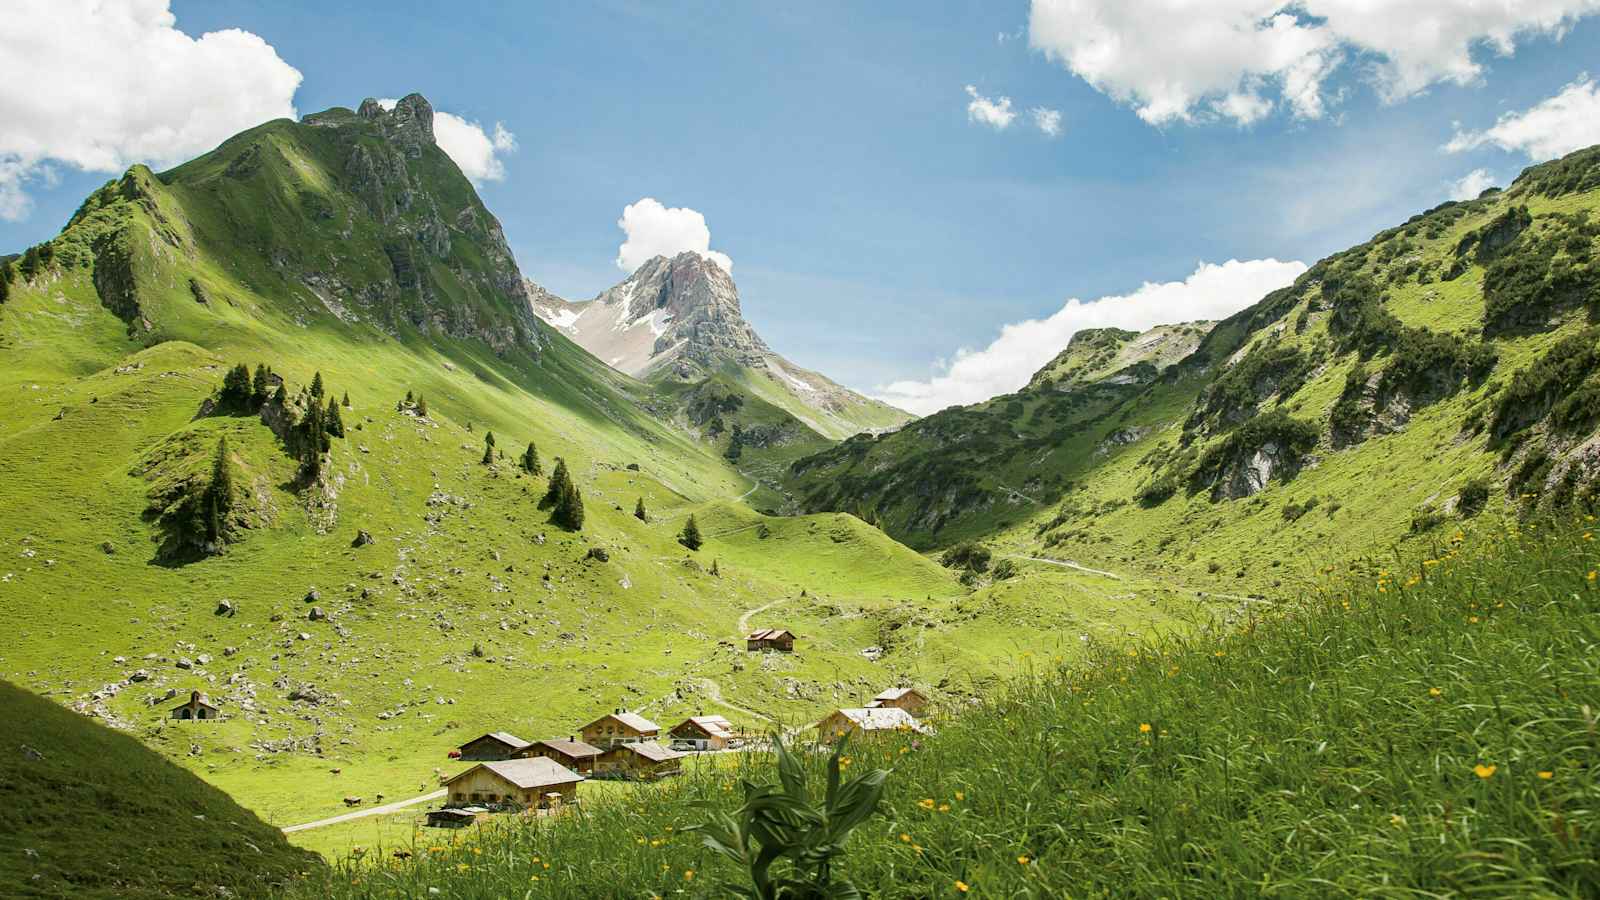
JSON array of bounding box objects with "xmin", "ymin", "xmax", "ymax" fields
[
  {"xmin": 615, "ymin": 198, "xmax": 733, "ymax": 274},
  {"xmin": 0, "ymin": 0, "xmax": 302, "ymax": 220},
  {"xmin": 1445, "ymin": 74, "xmax": 1600, "ymax": 161},
  {"xmin": 966, "ymin": 85, "xmax": 1018, "ymax": 130},
  {"xmin": 1448, "ymin": 168, "xmax": 1497, "ymax": 201},
  {"xmin": 376, "ymin": 99, "xmax": 517, "ymax": 185},
  {"xmin": 873, "ymin": 258, "xmax": 1307, "ymax": 416},
  {"xmin": 1031, "ymin": 106, "xmax": 1065, "ymax": 137},
  {"xmin": 1028, "ymin": 0, "xmax": 1600, "ymax": 126}
]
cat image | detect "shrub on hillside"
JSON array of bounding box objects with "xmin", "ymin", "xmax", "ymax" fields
[
  {"xmin": 1489, "ymin": 329, "xmax": 1600, "ymax": 439},
  {"xmin": 939, "ymin": 542, "xmax": 992, "ymax": 574},
  {"xmin": 1458, "ymin": 477, "xmax": 1491, "ymax": 517},
  {"xmin": 1188, "ymin": 410, "xmax": 1320, "ymax": 495}
]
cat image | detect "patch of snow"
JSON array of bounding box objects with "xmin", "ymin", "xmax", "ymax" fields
[
  {"xmin": 773, "ymin": 363, "xmax": 816, "ymax": 393},
  {"xmin": 536, "ymin": 305, "xmax": 580, "ymax": 329}
]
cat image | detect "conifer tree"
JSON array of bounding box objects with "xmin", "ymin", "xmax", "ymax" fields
[
  {"xmin": 310, "ymin": 371, "xmax": 325, "ymax": 399},
  {"xmin": 710, "ymin": 558, "xmax": 720, "ymax": 577},
  {"xmin": 405, "ymin": 389, "xmax": 414, "ymax": 404},
  {"xmin": 634, "ymin": 497, "xmax": 648, "ymax": 522},
  {"xmin": 250, "ymin": 364, "xmax": 270, "ymax": 409},
  {"xmin": 298, "ymin": 400, "xmax": 328, "ymax": 478},
  {"xmin": 325, "ymin": 397, "xmax": 345, "ymax": 438},
  {"xmin": 202, "ymin": 436, "xmax": 235, "ymax": 548},
  {"xmin": 341, "ymin": 391, "xmax": 350, "ymax": 408},
  {"xmin": 220, "ymin": 363, "xmax": 251, "ymax": 411},
  {"xmin": 680, "ymin": 514, "xmax": 703, "ymax": 551},
  {"xmin": 273, "ymin": 383, "xmax": 287, "ymax": 406},
  {"xmin": 417, "ymin": 395, "xmax": 428, "ymax": 418},
  {"xmin": 520, "ymin": 441, "xmax": 541, "ymax": 476},
  {"xmin": 542, "ymin": 458, "xmax": 571, "ymax": 509},
  {"xmin": 554, "ymin": 480, "xmax": 585, "ymax": 531},
  {"xmin": 482, "ymin": 430, "xmax": 496, "ymax": 465}
]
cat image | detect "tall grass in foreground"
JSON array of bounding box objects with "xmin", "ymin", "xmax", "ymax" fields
[{"xmin": 286, "ymin": 518, "xmax": 1600, "ymax": 898}]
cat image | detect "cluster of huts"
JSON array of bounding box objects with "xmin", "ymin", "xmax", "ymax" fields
[{"xmin": 430, "ymin": 707, "xmax": 741, "ymax": 825}]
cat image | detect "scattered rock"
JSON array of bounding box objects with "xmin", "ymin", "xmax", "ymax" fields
[
  {"xmin": 176, "ymin": 658, "xmax": 193, "ymax": 670},
  {"xmin": 351, "ymin": 530, "xmax": 375, "ymax": 548},
  {"xmin": 215, "ymin": 599, "xmax": 236, "ymax": 617},
  {"xmin": 20, "ymin": 744, "xmax": 43, "ymax": 761},
  {"xmin": 308, "ymin": 607, "xmax": 327, "ymax": 621},
  {"xmin": 128, "ymin": 669, "xmax": 149, "ymax": 683},
  {"xmin": 585, "ymin": 547, "xmax": 610, "ymax": 562},
  {"xmin": 100, "ymin": 541, "xmax": 116, "ymax": 555},
  {"xmin": 304, "ymin": 588, "xmax": 321, "ymax": 603}
]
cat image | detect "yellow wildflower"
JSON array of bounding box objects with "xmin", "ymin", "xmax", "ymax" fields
[
  {"xmin": 1018, "ymin": 855, "xmax": 1032, "ymax": 865},
  {"xmin": 1474, "ymin": 763, "xmax": 1497, "ymax": 779},
  {"xmin": 955, "ymin": 881, "xmax": 970, "ymax": 893},
  {"xmin": 1539, "ymin": 771, "xmax": 1554, "ymax": 780},
  {"xmin": 1429, "ymin": 687, "xmax": 1442, "ymax": 698},
  {"xmin": 1139, "ymin": 723, "xmax": 1152, "ymax": 734}
]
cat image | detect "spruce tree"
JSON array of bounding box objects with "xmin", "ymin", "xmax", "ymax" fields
[
  {"xmin": 202, "ymin": 436, "xmax": 235, "ymax": 547},
  {"xmin": 554, "ymin": 480, "xmax": 585, "ymax": 530},
  {"xmin": 220, "ymin": 363, "xmax": 251, "ymax": 411},
  {"xmin": 634, "ymin": 497, "xmax": 648, "ymax": 522},
  {"xmin": 250, "ymin": 364, "xmax": 270, "ymax": 409},
  {"xmin": 325, "ymin": 397, "xmax": 345, "ymax": 438},
  {"xmin": 341, "ymin": 390, "xmax": 350, "ymax": 408},
  {"xmin": 310, "ymin": 371, "xmax": 325, "ymax": 399},
  {"xmin": 482, "ymin": 431, "xmax": 496, "ymax": 465},
  {"xmin": 542, "ymin": 458, "xmax": 571, "ymax": 509},
  {"xmin": 520, "ymin": 441, "xmax": 541, "ymax": 476},
  {"xmin": 272, "ymin": 383, "xmax": 287, "ymax": 405},
  {"xmin": 405, "ymin": 389, "xmax": 414, "ymax": 404},
  {"xmin": 680, "ymin": 514, "xmax": 703, "ymax": 551},
  {"xmin": 417, "ymin": 395, "xmax": 428, "ymax": 418},
  {"xmin": 710, "ymin": 559, "xmax": 720, "ymax": 577}
]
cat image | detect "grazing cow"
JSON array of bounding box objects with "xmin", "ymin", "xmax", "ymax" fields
[{"xmin": 342, "ymin": 796, "xmax": 362, "ymax": 807}]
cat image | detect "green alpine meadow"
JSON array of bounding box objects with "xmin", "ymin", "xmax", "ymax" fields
[{"xmin": 5, "ymin": 3, "xmax": 1600, "ymax": 898}]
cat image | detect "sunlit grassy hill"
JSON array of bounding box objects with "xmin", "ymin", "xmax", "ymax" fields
[
  {"xmin": 0, "ymin": 94, "xmax": 1196, "ymax": 853},
  {"xmin": 285, "ymin": 515, "xmax": 1600, "ymax": 898},
  {"xmin": 786, "ymin": 145, "xmax": 1600, "ymax": 600}
]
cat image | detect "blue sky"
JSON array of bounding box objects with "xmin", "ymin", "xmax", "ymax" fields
[{"xmin": 5, "ymin": 2, "xmax": 1600, "ymax": 413}]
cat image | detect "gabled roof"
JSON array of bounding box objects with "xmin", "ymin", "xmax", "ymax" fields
[
  {"xmin": 533, "ymin": 738, "xmax": 603, "ymax": 759},
  {"xmin": 446, "ymin": 756, "xmax": 583, "ymax": 790},
  {"xmin": 173, "ymin": 691, "xmax": 216, "ymax": 709},
  {"xmin": 873, "ymin": 687, "xmax": 923, "ymax": 702},
  {"xmin": 746, "ymin": 628, "xmax": 795, "ymax": 641},
  {"xmin": 823, "ymin": 707, "xmax": 929, "ymax": 733},
  {"xmin": 674, "ymin": 715, "xmax": 735, "ymax": 738},
  {"xmin": 586, "ymin": 711, "xmax": 659, "ymax": 733},
  {"xmin": 608, "ymin": 741, "xmax": 682, "ymax": 763},
  {"xmin": 462, "ymin": 731, "xmax": 530, "ymax": 750}
]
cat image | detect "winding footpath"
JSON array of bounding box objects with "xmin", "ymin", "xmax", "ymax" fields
[{"xmin": 282, "ymin": 789, "xmax": 446, "ymax": 834}]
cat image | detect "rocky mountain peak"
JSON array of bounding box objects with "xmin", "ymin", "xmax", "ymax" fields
[{"xmin": 355, "ymin": 93, "xmax": 435, "ymax": 157}]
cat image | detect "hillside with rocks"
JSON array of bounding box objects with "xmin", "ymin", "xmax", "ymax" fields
[
  {"xmin": 0, "ymin": 94, "xmax": 1186, "ymax": 853},
  {"xmin": 786, "ymin": 144, "xmax": 1600, "ymax": 595}
]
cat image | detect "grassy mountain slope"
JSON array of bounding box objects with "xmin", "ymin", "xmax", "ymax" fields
[
  {"xmin": 0, "ymin": 679, "xmax": 318, "ymax": 899},
  {"xmin": 285, "ymin": 515, "xmax": 1600, "ymax": 897},
  {"xmin": 787, "ymin": 146, "xmax": 1600, "ymax": 601},
  {"xmin": 0, "ymin": 97, "xmax": 1185, "ymax": 841}
]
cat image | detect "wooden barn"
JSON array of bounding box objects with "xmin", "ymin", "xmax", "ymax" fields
[
  {"xmin": 521, "ymin": 737, "xmax": 604, "ymax": 775},
  {"xmin": 868, "ymin": 687, "xmax": 928, "ymax": 717},
  {"xmin": 169, "ymin": 691, "xmax": 219, "ymax": 721},
  {"xmin": 816, "ymin": 707, "xmax": 929, "ymax": 743},
  {"xmin": 746, "ymin": 628, "xmax": 796, "ymax": 652},
  {"xmin": 443, "ymin": 757, "xmax": 582, "ymax": 810},
  {"xmin": 670, "ymin": 715, "xmax": 736, "ymax": 751},
  {"xmin": 457, "ymin": 731, "xmax": 531, "ymax": 761},
  {"xmin": 594, "ymin": 741, "xmax": 683, "ymax": 780},
  {"xmin": 579, "ymin": 709, "xmax": 660, "ymax": 749}
]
